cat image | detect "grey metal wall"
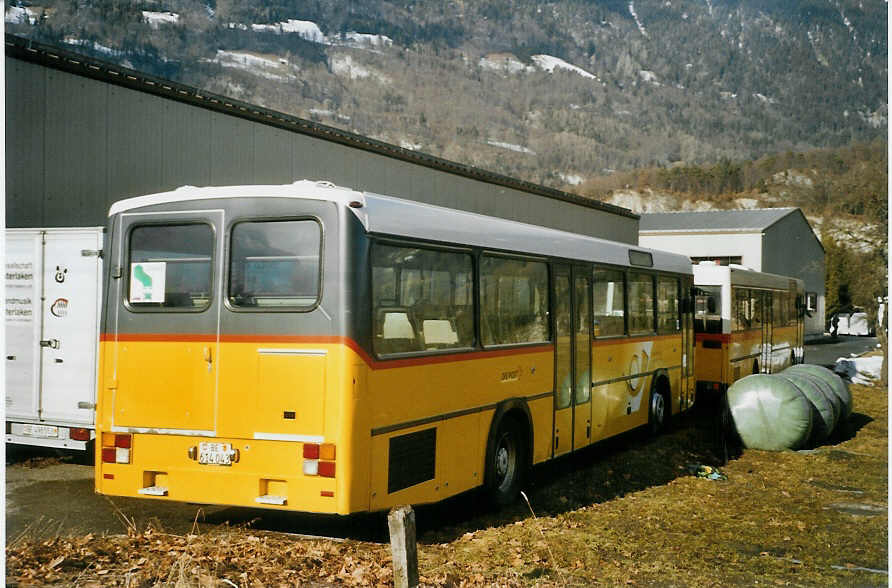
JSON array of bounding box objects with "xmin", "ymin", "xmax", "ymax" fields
[
  {"xmin": 761, "ymin": 210, "xmax": 826, "ymax": 333},
  {"xmin": 6, "ymin": 53, "xmax": 639, "ymax": 244}
]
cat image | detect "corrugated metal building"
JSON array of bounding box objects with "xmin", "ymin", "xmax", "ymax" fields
[
  {"xmin": 4, "ymin": 34, "xmax": 639, "ymax": 243},
  {"xmin": 638, "ymin": 208, "xmax": 826, "ymax": 337}
]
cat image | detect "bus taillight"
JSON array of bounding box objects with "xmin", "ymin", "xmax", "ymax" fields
[
  {"xmin": 101, "ymin": 433, "xmax": 132, "ymax": 463},
  {"xmin": 302, "ymin": 443, "xmax": 336, "ymax": 477}
]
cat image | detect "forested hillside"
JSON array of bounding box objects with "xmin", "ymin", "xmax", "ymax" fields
[
  {"xmin": 6, "ymin": 1, "xmax": 887, "ymax": 322},
  {"xmin": 588, "ymin": 139, "xmax": 887, "ymax": 322},
  {"xmin": 6, "ymin": 0, "xmax": 887, "ymax": 186}
]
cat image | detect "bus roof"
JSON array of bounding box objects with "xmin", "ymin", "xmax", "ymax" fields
[
  {"xmin": 693, "ymin": 262, "xmax": 804, "ymax": 290},
  {"xmin": 108, "ymin": 181, "xmax": 692, "ymax": 275},
  {"xmin": 360, "ymin": 193, "xmax": 691, "ymax": 274}
]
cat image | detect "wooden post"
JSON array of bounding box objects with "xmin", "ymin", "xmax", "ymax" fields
[{"xmin": 388, "ymin": 505, "xmax": 419, "ymax": 588}]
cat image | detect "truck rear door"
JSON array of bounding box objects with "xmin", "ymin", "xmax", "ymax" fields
[
  {"xmin": 40, "ymin": 230, "xmax": 103, "ymax": 424},
  {"xmin": 5, "ymin": 229, "xmax": 102, "ymax": 426},
  {"xmin": 5, "ymin": 231, "xmax": 41, "ymax": 421}
]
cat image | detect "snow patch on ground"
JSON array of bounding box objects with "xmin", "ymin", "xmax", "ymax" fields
[
  {"xmin": 334, "ymin": 32, "xmax": 393, "ymax": 49},
  {"xmin": 480, "ymin": 53, "xmax": 532, "ymax": 74},
  {"xmin": 639, "ymin": 70, "xmax": 660, "ymax": 85},
  {"xmin": 228, "ymin": 19, "xmax": 392, "ymax": 51},
  {"xmin": 531, "ymin": 55, "xmax": 599, "ymax": 81},
  {"xmin": 211, "ymin": 51, "xmax": 296, "ymax": 82},
  {"xmin": 807, "ymin": 30, "xmax": 831, "ymax": 67},
  {"xmin": 560, "ymin": 173, "xmax": 584, "ymax": 186},
  {"xmin": 835, "ymin": 355, "xmax": 883, "ymax": 385},
  {"xmin": 330, "ymin": 54, "xmax": 389, "ymax": 83},
  {"xmin": 860, "ymin": 106, "xmax": 887, "ymax": 129},
  {"xmin": 142, "ymin": 11, "xmax": 179, "ymax": 28},
  {"xmin": 63, "ymin": 37, "xmax": 121, "ymax": 57},
  {"xmin": 6, "ymin": 5, "xmax": 38, "ymax": 24},
  {"xmin": 249, "ymin": 19, "xmax": 326, "ymax": 43},
  {"xmin": 486, "ymin": 140, "xmax": 536, "ymax": 155},
  {"xmin": 628, "ymin": 2, "xmax": 649, "ymax": 38}
]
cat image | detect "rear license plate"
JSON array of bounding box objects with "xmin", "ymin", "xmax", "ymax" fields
[
  {"xmin": 198, "ymin": 442, "xmax": 232, "ymax": 466},
  {"xmin": 21, "ymin": 424, "xmax": 59, "ymax": 438}
]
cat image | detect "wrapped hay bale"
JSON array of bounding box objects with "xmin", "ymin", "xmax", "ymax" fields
[
  {"xmin": 777, "ymin": 371, "xmax": 837, "ymax": 444},
  {"xmin": 788, "ymin": 364, "xmax": 852, "ymax": 421},
  {"xmin": 727, "ymin": 374, "xmax": 813, "ymax": 451},
  {"xmin": 784, "ymin": 370, "xmax": 841, "ymax": 432}
]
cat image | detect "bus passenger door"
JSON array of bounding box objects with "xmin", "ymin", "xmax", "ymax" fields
[
  {"xmin": 552, "ymin": 265, "xmax": 573, "ymax": 457},
  {"xmin": 572, "ymin": 268, "xmax": 592, "ymax": 451}
]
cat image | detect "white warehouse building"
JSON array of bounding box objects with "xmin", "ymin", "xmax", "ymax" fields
[{"xmin": 638, "ymin": 208, "xmax": 826, "ymax": 338}]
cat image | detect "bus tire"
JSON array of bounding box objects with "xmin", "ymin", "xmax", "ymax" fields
[
  {"xmin": 648, "ymin": 376, "xmax": 671, "ymax": 436},
  {"xmin": 484, "ymin": 415, "xmax": 527, "ymax": 507}
]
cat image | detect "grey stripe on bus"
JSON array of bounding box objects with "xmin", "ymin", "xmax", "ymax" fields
[{"xmin": 590, "ymin": 365, "xmax": 683, "ymax": 388}]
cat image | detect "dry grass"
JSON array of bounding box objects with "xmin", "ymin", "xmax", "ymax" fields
[
  {"xmin": 417, "ymin": 382, "xmax": 888, "ymax": 586},
  {"xmin": 6, "ymin": 383, "xmax": 887, "ymax": 586}
]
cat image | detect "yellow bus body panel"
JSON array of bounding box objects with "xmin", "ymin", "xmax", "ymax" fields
[
  {"xmin": 113, "ymin": 341, "xmax": 216, "ymax": 431},
  {"xmin": 97, "ymin": 333, "xmax": 691, "ymax": 514}
]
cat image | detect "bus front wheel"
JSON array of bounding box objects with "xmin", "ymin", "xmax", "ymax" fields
[{"xmin": 485, "ymin": 416, "xmax": 527, "ymax": 507}]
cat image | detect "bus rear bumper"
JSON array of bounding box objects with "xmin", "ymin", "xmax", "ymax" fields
[{"xmin": 96, "ymin": 434, "xmax": 346, "ymax": 514}]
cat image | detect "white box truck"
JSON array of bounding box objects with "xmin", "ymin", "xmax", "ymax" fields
[{"xmin": 5, "ymin": 227, "xmax": 104, "ymax": 451}]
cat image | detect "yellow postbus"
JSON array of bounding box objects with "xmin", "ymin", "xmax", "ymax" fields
[
  {"xmin": 692, "ymin": 262, "xmax": 805, "ymax": 397},
  {"xmin": 95, "ymin": 181, "xmax": 695, "ymax": 513}
]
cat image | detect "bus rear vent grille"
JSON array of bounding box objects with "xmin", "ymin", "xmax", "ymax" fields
[{"xmin": 388, "ymin": 428, "xmax": 436, "ymax": 494}]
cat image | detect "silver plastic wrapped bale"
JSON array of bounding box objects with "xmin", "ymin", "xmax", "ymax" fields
[
  {"xmin": 785, "ymin": 370, "xmax": 841, "ymax": 432},
  {"xmin": 727, "ymin": 374, "xmax": 813, "ymax": 451},
  {"xmin": 788, "ymin": 364, "xmax": 853, "ymax": 421},
  {"xmin": 778, "ymin": 371, "xmax": 837, "ymax": 444}
]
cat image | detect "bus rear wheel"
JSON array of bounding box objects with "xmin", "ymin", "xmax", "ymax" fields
[{"xmin": 485, "ymin": 416, "xmax": 527, "ymax": 507}]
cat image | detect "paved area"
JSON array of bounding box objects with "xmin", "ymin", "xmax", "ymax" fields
[
  {"xmin": 805, "ymin": 335, "xmax": 879, "ymax": 367},
  {"xmin": 4, "ymin": 446, "xmax": 383, "ymax": 544}
]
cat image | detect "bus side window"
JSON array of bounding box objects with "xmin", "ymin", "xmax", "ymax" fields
[
  {"xmin": 733, "ymin": 287, "xmax": 750, "ymax": 331},
  {"xmin": 593, "ymin": 268, "xmax": 625, "ymax": 337},
  {"xmin": 657, "ymin": 276, "xmax": 680, "ymax": 333},
  {"xmin": 750, "ymin": 291, "xmax": 763, "ymax": 328},
  {"xmin": 480, "ymin": 256, "xmax": 549, "ymax": 346},
  {"xmin": 371, "ymin": 244, "xmax": 474, "ymax": 356},
  {"xmin": 628, "ymin": 271, "xmax": 655, "ymax": 335}
]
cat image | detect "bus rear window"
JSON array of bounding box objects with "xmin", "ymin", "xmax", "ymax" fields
[
  {"xmin": 228, "ymin": 220, "xmax": 321, "ymax": 309},
  {"xmin": 128, "ymin": 223, "xmax": 213, "ymax": 310},
  {"xmin": 694, "ymin": 285, "xmax": 722, "ymax": 333}
]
